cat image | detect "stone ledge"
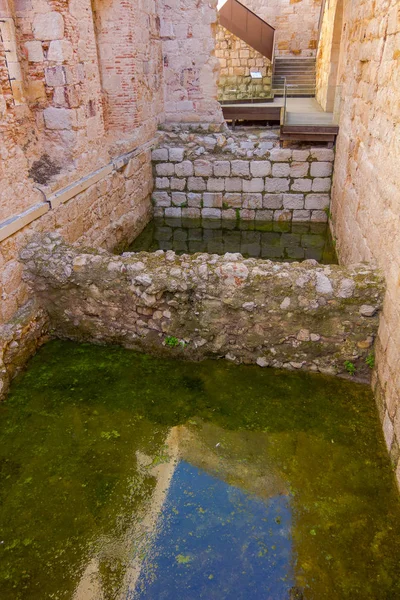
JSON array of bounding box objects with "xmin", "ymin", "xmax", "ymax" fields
[{"xmin": 21, "ymin": 234, "xmax": 385, "ymax": 381}]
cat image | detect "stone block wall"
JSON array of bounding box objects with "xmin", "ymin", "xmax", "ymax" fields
[
  {"xmin": 160, "ymin": 0, "xmax": 223, "ymax": 124},
  {"xmin": 240, "ymin": 0, "xmax": 323, "ymax": 57},
  {"xmin": 152, "ymin": 130, "xmax": 334, "ymax": 223},
  {"xmin": 22, "ymin": 234, "xmax": 384, "ymax": 382},
  {"xmin": 0, "ymin": 145, "xmax": 153, "ymax": 399},
  {"xmin": 215, "ymin": 26, "xmax": 272, "ymax": 101},
  {"xmin": 317, "ymin": 0, "xmax": 400, "ymax": 485}
]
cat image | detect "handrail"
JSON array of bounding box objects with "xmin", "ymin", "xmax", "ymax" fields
[{"xmin": 219, "ymin": 0, "xmax": 275, "ymax": 61}]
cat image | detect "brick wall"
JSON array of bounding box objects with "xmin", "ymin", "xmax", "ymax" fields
[
  {"xmin": 215, "ymin": 26, "xmax": 272, "ymax": 101},
  {"xmin": 317, "ymin": 0, "xmax": 400, "ymax": 486},
  {"xmin": 152, "ymin": 130, "xmax": 333, "ymax": 223}
]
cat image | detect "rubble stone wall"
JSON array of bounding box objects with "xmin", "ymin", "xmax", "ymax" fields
[
  {"xmin": 152, "ymin": 130, "xmax": 334, "ymax": 223},
  {"xmin": 215, "ymin": 26, "xmax": 272, "ymax": 101},
  {"xmin": 240, "ymin": 0, "xmax": 323, "ymax": 57},
  {"xmin": 317, "ymin": 0, "xmax": 400, "ymax": 485},
  {"xmin": 21, "ymin": 234, "xmax": 384, "ymax": 383}
]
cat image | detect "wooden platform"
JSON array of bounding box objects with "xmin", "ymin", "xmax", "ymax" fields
[{"xmin": 221, "ymin": 97, "xmax": 339, "ymax": 143}]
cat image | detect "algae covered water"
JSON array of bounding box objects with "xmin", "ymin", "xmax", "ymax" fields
[{"xmin": 1, "ymin": 341, "xmax": 400, "ymax": 599}]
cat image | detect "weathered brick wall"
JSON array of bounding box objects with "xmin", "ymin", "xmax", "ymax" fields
[
  {"xmin": 240, "ymin": 0, "xmax": 323, "ymax": 57},
  {"xmin": 152, "ymin": 130, "xmax": 333, "ymax": 223},
  {"xmin": 215, "ymin": 26, "xmax": 272, "ymax": 101},
  {"xmin": 21, "ymin": 233, "xmax": 384, "ymax": 382},
  {"xmin": 160, "ymin": 0, "xmax": 223, "ymax": 124},
  {"xmin": 317, "ymin": 0, "xmax": 400, "ymax": 485},
  {"xmin": 0, "ymin": 0, "xmax": 163, "ymax": 221}
]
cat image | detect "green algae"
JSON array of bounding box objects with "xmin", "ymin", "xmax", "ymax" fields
[{"xmin": 0, "ymin": 340, "xmax": 400, "ymax": 599}]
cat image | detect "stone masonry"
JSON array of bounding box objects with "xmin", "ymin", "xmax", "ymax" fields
[
  {"xmin": 240, "ymin": 0, "xmax": 323, "ymax": 57},
  {"xmin": 22, "ymin": 234, "xmax": 384, "ymax": 381},
  {"xmin": 152, "ymin": 129, "xmax": 334, "ymax": 223},
  {"xmin": 317, "ymin": 0, "xmax": 400, "ymax": 487},
  {"xmin": 215, "ymin": 26, "xmax": 272, "ymax": 101}
]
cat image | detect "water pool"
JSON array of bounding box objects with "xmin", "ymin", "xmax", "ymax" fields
[
  {"xmin": 0, "ymin": 340, "xmax": 399, "ymax": 599},
  {"xmin": 126, "ymin": 218, "xmax": 338, "ymax": 264}
]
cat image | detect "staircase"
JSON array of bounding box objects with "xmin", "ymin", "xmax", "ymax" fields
[{"xmin": 272, "ymin": 57, "xmax": 316, "ymax": 97}]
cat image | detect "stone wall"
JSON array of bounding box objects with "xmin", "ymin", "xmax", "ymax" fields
[
  {"xmin": 317, "ymin": 0, "xmax": 400, "ymax": 484},
  {"xmin": 21, "ymin": 234, "xmax": 384, "ymax": 383},
  {"xmin": 0, "ymin": 1, "xmax": 163, "ymax": 336},
  {"xmin": 152, "ymin": 129, "xmax": 333, "ymax": 223},
  {"xmin": 160, "ymin": 0, "xmax": 223, "ymax": 124},
  {"xmin": 215, "ymin": 26, "xmax": 272, "ymax": 101},
  {"xmin": 240, "ymin": 0, "xmax": 323, "ymax": 57}
]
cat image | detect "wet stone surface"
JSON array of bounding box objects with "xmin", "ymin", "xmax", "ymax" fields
[
  {"xmin": 126, "ymin": 218, "xmax": 338, "ymax": 265},
  {"xmin": 1, "ymin": 341, "xmax": 400, "ymax": 599}
]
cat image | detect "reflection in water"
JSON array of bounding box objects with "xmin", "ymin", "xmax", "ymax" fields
[
  {"xmin": 131, "ymin": 461, "xmax": 293, "ymax": 600},
  {"xmin": 1, "ymin": 341, "xmax": 400, "ymax": 599},
  {"xmin": 126, "ymin": 218, "xmax": 338, "ymax": 265}
]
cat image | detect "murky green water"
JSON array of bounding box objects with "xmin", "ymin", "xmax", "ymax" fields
[
  {"xmin": 126, "ymin": 218, "xmax": 338, "ymax": 264},
  {"xmin": 1, "ymin": 340, "xmax": 399, "ymax": 599}
]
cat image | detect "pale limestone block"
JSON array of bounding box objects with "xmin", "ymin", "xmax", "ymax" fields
[
  {"xmin": 207, "ymin": 178, "xmax": 225, "ymax": 192},
  {"xmin": 291, "ymin": 179, "xmax": 312, "ymax": 192},
  {"xmin": 45, "ymin": 65, "xmax": 67, "ymax": 87},
  {"xmin": 290, "ymin": 162, "xmax": 309, "ymax": 178},
  {"xmin": 169, "ymin": 147, "xmax": 185, "ymax": 162},
  {"xmin": 255, "ymin": 209, "xmax": 273, "ymax": 221},
  {"xmin": 152, "ymin": 148, "xmax": 169, "ymax": 161},
  {"xmin": 155, "ymin": 177, "xmax": 170, "ymax": 189},
  {"xmin": 383, "ymin": 411, "xmax": 394, "ymax": 451},
  {"xmin": 263, "ymin": 194, "xmax": 283, "ymax": 209},
  {"xmin": 170, "ymin": 178, "xmax": 186, "ymax": 191},
  {"xmin": 43, "ymin": 107, "xmax": 76, "ymax": 129},
  {"xmin": 202, "ymin": 208, "xmax": 221, "ymax": 219},
  {"xmin": 311, "ymin": 148, "xmax": 334, "ymax": 161},
  {"xmin": 187, "ymin": 193, "xmax": 202, "ymax": 208},
  {"xmin": 305, "ymin": 194, "xmax": 330, "ymax": 209},
  {"xmin": 310, "ymin": 210, "xmax": 328, "ymax": 222},
  {"xmin": 187, "ymin": 177, "xmax": 206, "ymax": 191},
  {"xmin": 283, "ymin": 194, "xmax": 304, "ymax": 209},
  {"xmin": 175, "ymin": 161, "xmax": 194, "ymax": 177},
  {"xmin": 203, "ymin": 193, "xmax": 222, "ymax": 208},
  {"xmin": 165, "ymin": 207, "xmax": 182, "ymax": 218},
  {"xmin": 272, "ymin": 163, "xmax": 290, "ymax": 177},
  {"xmin": 214, "ymin": 161, "xmax": 230, "ymax": 176},
  {"xmin": 243, "ymin": 194, "xmax": 262, "ymax": 209},
  {"xmin": 222, "ymin": 209, "xmax": 237, "ymax": 220},
  {"xmin": 152, "ymin": 192, "xmax": 171, "ymax": 207},
  {"xmin": 292, "ymin": 149, "xmax": 310, "ymax": 161},
  {"xmin": 223, "ymin": 193, "xmax": 242, "ymax": 208},
  {"xmin": 312, "ymin": 178, "xmax": 331, "ymax": 192},
  {"xmin": 274, "ymin": 210, "xmax": 292, "ymax": 222},
  {"xmin": 250, "ymin": 161, "xmax": 271, "ymax": 177},
  {"xmin": 293, "ymin": 210, "xmax": 311, "ymax": 221},
  {"xmin": 172, "ymin": 192, "xmax": 187, "ymax": 206},
  {"xmin": 25, "ymin": 41, "xmax": 44, "ymax": 62},
  {"xmin": 194, "ymin": 160, "xmax": 213, "ymax": 176},
  {"xmin": 231, "ymin": 160, "xmax": 250, "ymax": 177},
  {"xmin": 310, "ymin": 162, "xmax": 333, "ymax": 177},
  {"xmin": 265, "ymin": 178, "xmax": 290, "ymax": 193},
  {"xmin": 240, "ymin": 209, "xmax": 255, "ymax": 220},
  {"xmin": 33, "ymin": 12, "xmax": 64, "ymax": 41},
  {"xmin": 47, "ymin": 40, "xmax": 73, "ymax": 62},
  {"xmin": 156, "ymin": 163, "xmax": 174, "ymax": 176},
  {"xmin": 225, "ymin": 178, "xmax": 242, "ymax": 192},
  {"xmin": 243, "ymin": 178, "xmax": 264, "ymax": 193},
  {"xmin": 182, "ymin": 208, "xmax": 200, "ymax": 219},
  {"xmin": 269, "ymin": 148, "xmax": 292, "ymax": 162}
]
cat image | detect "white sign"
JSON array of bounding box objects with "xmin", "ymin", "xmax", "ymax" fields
[{"xmin": 250, "ymin": 72, "xmax": 263, "ymax": 79}]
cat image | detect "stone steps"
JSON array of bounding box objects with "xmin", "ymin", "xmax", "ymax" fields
[{"xmin": 273, "ymin": 57, "xmax": 316, "ymax": 97}]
